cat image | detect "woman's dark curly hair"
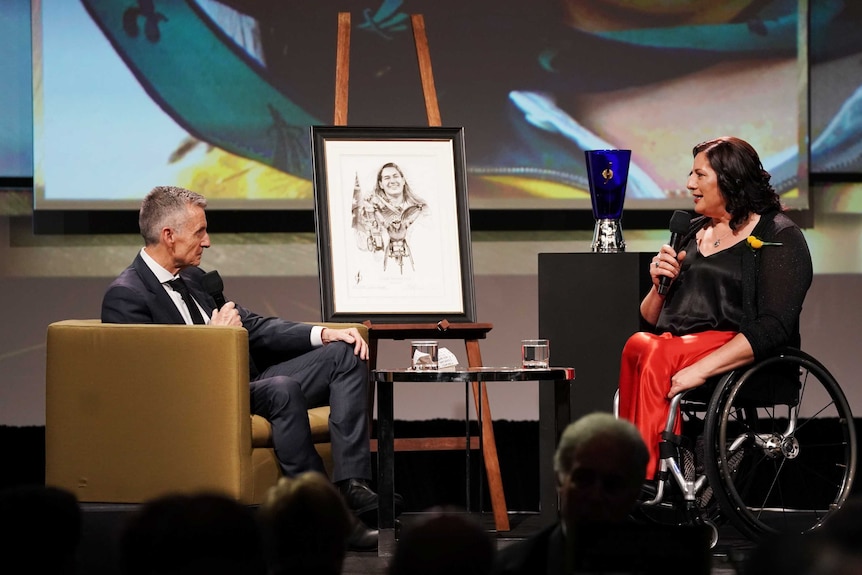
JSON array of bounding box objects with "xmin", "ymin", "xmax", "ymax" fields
[{"xmin": 693, "ymin": 137, "xmax": 781, "ymax": 230}]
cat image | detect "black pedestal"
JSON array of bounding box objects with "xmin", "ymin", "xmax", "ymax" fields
[{"xmin": 538, "ymin": 252, "xmax": 653, "ymax": 423}]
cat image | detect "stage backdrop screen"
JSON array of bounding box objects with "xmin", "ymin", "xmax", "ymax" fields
[
  {"xmin": 0, "ymin": 0, "xmax": 33, "ymax": 181},
  {"xmin": 34, "ymin": 0, "xmax": 852, "ymax": 217}
]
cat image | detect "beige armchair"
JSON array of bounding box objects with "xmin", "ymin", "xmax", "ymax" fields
[{"xmin": 45, "ymin": 319, "xmax": 368, "ymax": 505}]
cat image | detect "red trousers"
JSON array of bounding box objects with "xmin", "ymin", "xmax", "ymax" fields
[{"xmin": 618, "ymin": 330, "xmax": 736, "ymax": 479}]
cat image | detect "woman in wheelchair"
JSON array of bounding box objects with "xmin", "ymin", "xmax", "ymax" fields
[
  {"xmin": 618, "ymin": 135, "xmax": 813, "ymax": 480},
  {"xmin": 614, "ymin": 137, "xmax": 858, "ymax": 542}
]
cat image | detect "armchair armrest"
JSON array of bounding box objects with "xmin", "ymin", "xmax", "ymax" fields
[{"xmin": 46, "ymin": 320, "xmax": 254, "ymax": 503}]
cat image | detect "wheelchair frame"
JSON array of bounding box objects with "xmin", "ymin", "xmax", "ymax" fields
[{"xmin": 615, "ymin": 348, "xmax": 857, "ymax": 546}]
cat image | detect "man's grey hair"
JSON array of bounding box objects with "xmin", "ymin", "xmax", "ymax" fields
[
  {"xmin": 553, "ymin": 412, "xmax": 648, "ymax": 477},
  {"xmin": 139, "ymin": 185, "xmax": 207, "ymax": 245}
]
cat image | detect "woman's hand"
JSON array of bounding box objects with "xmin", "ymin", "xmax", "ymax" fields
[
  {"xmin": 640, "ymin": 244, "xmax": 688, "ymax": 325},
  {"xmin": 668, "ymin": 334, "xmax": 755, "ymax": 398},
  {"xmin": 668, "ymin": 363, "xmax": 708, "ymax": 398},
  {"xmin": 650, "ymin": 245, "xmax": 687, "ymax": 292}
]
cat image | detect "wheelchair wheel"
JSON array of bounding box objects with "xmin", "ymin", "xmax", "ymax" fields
[{"xmin": 702, "ymin": 349, "xmax": 857, "ymax": 541}]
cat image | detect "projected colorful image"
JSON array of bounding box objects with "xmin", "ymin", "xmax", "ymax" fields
[
  {"xmin": 28, "ymin": 0, "xmax": 860, "ymax": 211},
  {"xmin": 0, "ymin": 0, "xmax": 33, "ymax": 180},
  {"xmin": 810, "ymin": 0, "xmax": 862, "ymax": 174}
]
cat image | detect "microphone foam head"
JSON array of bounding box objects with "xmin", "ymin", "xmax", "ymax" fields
[
  {"xmin": 200, "ymin": 270, "xmax": 224, "ymax": 295},
  {"xmin": 669, "ymin": 210, "xmax": 691, "ymax": 234}
]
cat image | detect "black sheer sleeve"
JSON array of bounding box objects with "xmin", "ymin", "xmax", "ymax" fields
[{"xmin": 739, "ymin": 221, "xmax": 812, "ymax": 360}]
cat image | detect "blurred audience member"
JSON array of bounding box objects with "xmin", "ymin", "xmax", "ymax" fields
[
  {"xmin": 0, "ymin": 485, "xmax": 82, "ymax": 574},
  {"xmin": 494, "ymin": 412, "xmax": 648, "ymax": 575},
  {"xmin": 389, "ymin": 507, "xmax": 496, "ymax": 575},
  {"xmin": 119, "ymin": 492, "xmax": 265, "ymax": 575},
  {"xmin": 258, "ymin": 471, "xmax": 355, "ymax": 575}
]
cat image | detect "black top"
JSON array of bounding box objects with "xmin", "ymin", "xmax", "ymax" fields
[
  {"xmin": 658, "ymin": 240, "xmax": 747, "ymax": 336},
  {"xmin": 649, "ymin": 209, "xmax": 812, "ymax": 361}
]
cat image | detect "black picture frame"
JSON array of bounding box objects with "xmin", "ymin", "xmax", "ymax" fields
[{"xmin": 311, "ymin": 126, "xmax": 476, "ymax": 323}]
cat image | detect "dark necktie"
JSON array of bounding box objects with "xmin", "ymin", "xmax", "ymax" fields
[{"xmin": 167, "ymin": 277, "xmax": 206, "ymax": 325}]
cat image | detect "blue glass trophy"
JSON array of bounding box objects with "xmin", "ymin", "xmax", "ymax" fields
[{"xmin": 585, "ymin": 149, "xmax": 631, "ymax": 253}]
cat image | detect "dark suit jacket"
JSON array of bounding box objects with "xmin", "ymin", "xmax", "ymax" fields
[
  {"xmin": 101, "ymin": 253, "xmax": 315, "ymax": 378},
  {"xmin": 495, "ymin": 520, "xmax": 713, "ymax": 575},
  {"xmin": 493, "ymin": 523, "xmax": 566, "ymax": 575}
]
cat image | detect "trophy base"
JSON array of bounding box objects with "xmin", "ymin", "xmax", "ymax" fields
[{"xmin": 591, "ymin": 218, "xmax": 626, "ymax": 253}]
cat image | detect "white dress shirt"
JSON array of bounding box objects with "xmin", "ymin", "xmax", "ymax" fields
[{"xmin": 140, "ymin": 248, "xmax": 210, "ymax": 325}]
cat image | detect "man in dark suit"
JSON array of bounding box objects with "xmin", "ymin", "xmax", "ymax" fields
[
  {"xmin": 493, "ymin": 412, "xmax": 649, "ymax": 575},
  {"xmin": 101, "ymin": 185, "xmax": 382, "ymax": 546}
]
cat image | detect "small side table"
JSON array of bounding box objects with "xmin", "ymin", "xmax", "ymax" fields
[{"xmin": 372, "ymin": 366, "xmax": 576, "ymax": 556}]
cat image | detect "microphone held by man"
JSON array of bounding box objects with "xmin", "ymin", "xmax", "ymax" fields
[{"xmin": 201, "ymin": 270, "xmax": 227, "ymax": 309}]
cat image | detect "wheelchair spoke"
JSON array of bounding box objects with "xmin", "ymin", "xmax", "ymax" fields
[
  {"xmin": 791, "ymin": 399, "xmax": 838, "ymax": 433},
  {"xmin": 702, "ymin": 351, "xmax": 856, "ymax": 541}
]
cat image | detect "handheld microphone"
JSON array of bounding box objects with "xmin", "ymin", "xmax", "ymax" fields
[
  {"xmin": 658, "ymin": 210, "xmax": 692, "ymax": 296},
  {"xmin": 201, "ymin": 270, "xmax": 227, "ymax": 310}
]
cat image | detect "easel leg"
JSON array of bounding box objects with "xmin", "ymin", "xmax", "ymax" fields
[
  {"xmin": 466, "ymin": 339, "xmax": 510, "ymax": 531},
  {"xmin": 334, "ymin": 13, "xmax": 350, "ymax": 125}
]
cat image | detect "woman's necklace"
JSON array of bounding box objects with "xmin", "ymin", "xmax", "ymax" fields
[
  {"xmin": 710, "ymin": 228, "xmax": 733, "ymax": 247},
  {"xmin": 699, "ymin": 225, "xmax": 733, "ymax": 248}
]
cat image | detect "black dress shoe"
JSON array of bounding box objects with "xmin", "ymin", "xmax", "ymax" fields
[
  {"xmin": 337, "ymin": 479, "xmax": 405, "ymax": 527},
  {"xmin": 347, "ymin": 515, "xmax": 378, "ymax": 552},
  {"xmin": 338, "ymin": 478, "xmax": 379, "ymax": 516}
]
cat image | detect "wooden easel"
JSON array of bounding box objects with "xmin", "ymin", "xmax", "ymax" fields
[{"xmin": 333, "ymin": 13, "xmax": 510, "ymax": 531}]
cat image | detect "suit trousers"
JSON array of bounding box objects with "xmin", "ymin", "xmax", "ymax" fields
[{"xmin": 251, "ymin": 341, "xmax": 370, "ymax": 483}]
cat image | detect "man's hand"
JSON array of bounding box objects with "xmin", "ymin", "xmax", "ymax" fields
[
  {"xmin": 321, "ymin": 327, "xmax": 369, "ymax": 361},
  {"xmin": 209, "ymin": 301, "xmax": 242, "ymax": 327}
]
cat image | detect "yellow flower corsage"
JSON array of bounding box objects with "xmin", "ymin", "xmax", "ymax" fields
[{"xmin": 746, "ymin": 236, "xmax": 782, "ymax": 249}]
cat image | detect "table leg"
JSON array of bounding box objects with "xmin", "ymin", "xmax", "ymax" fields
[
  {"xmin": 376, "ymin": 380, "xmax": 395, "ymax": 557},
  {"xmin": 465, "ymin": 381, "xmax": 472, "ymax": 511},
  {"xmin": 470, "ymin": 380, "xmax": 510, "ymax": 531},
  {"xmin": 539, "ymin": 377, "xmax": 572, "ymax": 525}
]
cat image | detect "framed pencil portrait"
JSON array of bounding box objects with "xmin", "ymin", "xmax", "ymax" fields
[{"xmin": 311, "ymin": 126, "xmax": 476, "ymax": 323}]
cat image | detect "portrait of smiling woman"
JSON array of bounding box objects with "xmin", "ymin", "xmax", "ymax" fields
[{"xmin": 352, "ymin": 162, "xmax": 429, "ymax": 274}]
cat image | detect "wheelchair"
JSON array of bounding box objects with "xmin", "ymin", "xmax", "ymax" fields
[{"xmin": 615, "ymin": 347, "xmax": 857, "ymax": 547}]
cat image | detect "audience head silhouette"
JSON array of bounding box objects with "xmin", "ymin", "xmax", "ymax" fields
[
  {"xmin": 388, "ymin": 507, "xmax": 495, "ymax": 575},
  {"xmin": 0, "ymin": 485, "xmax": 82, "ymax": 574},
  {"xmin": 258, "ymin": 471, "xmax": 353, "ymax": 575},
  {"xmin": 119, "ymin": 492, "xmax": 265, "ymax": 575},
  {"xmin": 554, "ymin": 411, "xmax": 648, "ymax": 529}
]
